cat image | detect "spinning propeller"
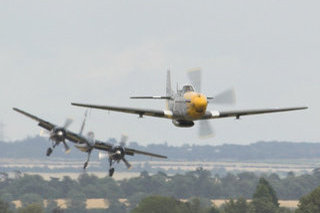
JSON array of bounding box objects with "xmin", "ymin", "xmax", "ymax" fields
[
  {"xmin": 187, "ymin": 68, "xmax": 236, "ymax": 138},
  {"xmin": 98, "ymin": 134, "xmax": 132, "ymax": 169},
  {"xmin": 40, "ymin": 118, "xmax": 73, "ymax": 153}
]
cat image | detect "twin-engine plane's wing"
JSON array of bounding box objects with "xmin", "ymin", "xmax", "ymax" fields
[
  {"xmin": 92, "ymin": 141, "xmax": 167, "ymax": 159},
  {"xmin": 71, "ymin": 103, "xmax": 172, "ymax": 118},
  {"xmin": 13, "ymin": 108, "xmax": 88, "ymax": 144},
  {"xmin": 13, "ymin": 108, "xmax": 55, "ymax": 131},
  {"xmin": 124, "ymin": 147, "xmax": 168, "ymax": 159},
  {"xmin": 204, "ymin": 106, "xmax": 308, "ymax": 119}
]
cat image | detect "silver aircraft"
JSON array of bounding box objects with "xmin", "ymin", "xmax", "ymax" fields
[
  {"xmin": 72, "ymin": 68, "xmax": 308, "ymax": 137},
  {"xmin": 13, "ymin": 108, "xmax": 167, "ymax": 176}
]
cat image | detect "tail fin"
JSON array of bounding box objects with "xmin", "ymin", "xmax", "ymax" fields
[
  {"xmin": 166, "ymin": 70, "xmax": 173, "ymax": 110},
  {"xmin": 79, "ymin": 110, "xmax": 88, "ymax": 136},
  {"xmin": 166, "ymin": 69, "xmax": 172, "ymax": 96}
]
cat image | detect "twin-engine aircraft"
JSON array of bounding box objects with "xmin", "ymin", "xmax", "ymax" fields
[
  {"xmin": 13, "ymin": 108, "xmax": 167, "ymax": 176},
  {"xmin": 72, "ymin": 69, "xmax": 308, "ymax": 137}
]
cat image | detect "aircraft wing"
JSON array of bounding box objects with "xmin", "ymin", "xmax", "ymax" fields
[
  {"xmin": 124, "ymin": 148, "xmax": 168, "ymax": 159},
  {"xmin": 65, "ymin": 132, "xmax": 88, "ymax": 144},
  {"xmin": 89, "ymin": 141, "xmax": 167, "ymax": 159},
  {"xmin": 204, "ymin": 106, "xmax": 308, "ymax": 119},
  {"xmin": 71, "ymin": 103, "xmax": 173, "ymax": 118},
  {"xmin": 92, "ymin": 141, "xmax": 113, "ymax": 151},
  {"xmin": 13, "ymin": 108, "xmax": 88, "ymax": 144},
  {"xmin": 13, "ymin": 108, "xmax": 56, "ymax": 131}
]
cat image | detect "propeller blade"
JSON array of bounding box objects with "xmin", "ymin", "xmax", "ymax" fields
[
  {"xmin": 63, "ymin": 118, "xmax": 73, "ymax": 129},
  {"xmin": 98, "ymin": 152, "xmax": 108, "ymax": 160},
  {"xmin": 39, "ymin": 129, "xmax": 50, "ymax": 137},
  {"xmin": 212, "ymin": 88, "xmax": 236, "ymax": 105},
  {"xmin": 63, "ymin": 141, "xmax": 71, "ymax": 153},
  {"xmin": 199, "ymin": 120, "xmax": 214, "ymax": 138},
  {"xmin": 122, "ymin": 157, "xmax": 132, "ymax": 169},
  {"xmin": 187, "ymin": 67, "xmax": 202, "ymax": 92},
  {"xmin": 119, "ymin": 134, "xmax": 128, "ymax": 147}
]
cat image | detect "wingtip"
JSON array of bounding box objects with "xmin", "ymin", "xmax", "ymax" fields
[
  {"xmin": 71, "ymin": 103, "xmax": 83, "ymax": 107},
  {"xmin": 12, "ymin": 107, "xmax": 21, "ymax": 113},
  {"xmin": 296, "ymin": 106, "xmax": 308, "ymax": 110}
]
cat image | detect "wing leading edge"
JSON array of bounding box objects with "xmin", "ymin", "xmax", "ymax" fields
[
  {"xmin": 204, "ymin": 106, "xmax": 308, "ymax": 119},
  {"xmin": 91, "ymin": 142, "xmax": 167, "ymax": 159},
  {"xmin": 125, "ymin": 148, "xmax": 167, "ymax": 159},
  {"xmin": 13, "ymin": 108, "xmax": 55, "ymax": 131},
  {"xmin": 13, "ymin": 108, "xmax": 88, "ymax": 144},
  {"xmin": 72, "ymin": 103, "xmax": 307, "ymax": 120},
  {"xmin": 71, "ymin": 103, "xmax": 173, "ymax": 118}
]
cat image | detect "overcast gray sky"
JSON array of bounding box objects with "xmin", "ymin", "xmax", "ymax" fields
[{"xmin": 0, "ymin": 0, "xmax": 319, "ymax": 145}]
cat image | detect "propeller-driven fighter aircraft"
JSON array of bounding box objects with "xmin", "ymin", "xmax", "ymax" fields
[
  {"xmin": 71, "ymin": 69, "xmax": 308, "ymax": 137},
  {"xmin": 13, "ymin": 108, "xmax": 167, "ymax": 177}
]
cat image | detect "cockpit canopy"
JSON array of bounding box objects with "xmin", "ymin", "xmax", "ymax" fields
[{"xmin": 182, "ymin": 85, "xmax": 194, "ymax": 93}]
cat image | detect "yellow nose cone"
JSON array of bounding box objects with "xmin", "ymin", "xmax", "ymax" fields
[{"xmin": 192, "ymin": 94, "xmax": 208, "ymax": 113}]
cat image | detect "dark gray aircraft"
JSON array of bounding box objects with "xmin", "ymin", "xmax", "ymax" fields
[
  {"xmin": 72, "ymin": 68, "xmax": 308, "ymax": 137},
  {"xmin": 13, "ymin": 108, "xmax": 167, "ymax": 176}
]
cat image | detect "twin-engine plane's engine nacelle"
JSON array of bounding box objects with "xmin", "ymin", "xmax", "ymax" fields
[
  {"xmin": 111, "ymin": 146, "xmax": 125, "ymax": 161},
  {"xmin": 50, "ymin": 127, "xmax": 66, "ymax": 142},
  {"xmin": 172, "ymin": 120, "xmax": 194, "ymax": 127}
]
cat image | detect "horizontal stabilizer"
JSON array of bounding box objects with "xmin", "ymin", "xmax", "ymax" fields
[{"xmin": 130, "ymin": 96, "xmax": 172, "ymax": 100}]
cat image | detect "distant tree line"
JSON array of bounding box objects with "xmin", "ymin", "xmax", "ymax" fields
[
  {"xmin": 2, "ymin": 136, "xmax": 320, "ymax": 161},
  {"xmin": 1, "ymin": 168, "xmax": 320, "ymax": 212},
  {"xmin": 132, "ymin": 176, "xmax": 320, "ymax": 213},
  {"xmin": 2, "ymin": 175, "xmax": 320, "ymax": 213},
  {"xmin": 132, "ymin": 177, "xmax": 290, "ymax": 213}
]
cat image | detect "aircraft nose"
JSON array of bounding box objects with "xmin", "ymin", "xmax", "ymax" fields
[{"xmin": 193, "ymin": 94, "xmax": 207, "ymax": 113}]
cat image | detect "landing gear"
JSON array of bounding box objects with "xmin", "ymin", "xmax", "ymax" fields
[
  {"xmin": 83, "ymin": 150, "xmax": 92, "ymax": 169},
  {"xmin": 108, "ymin": 158, "xmax": 115, "ymax": 177},
  {"xmin": 46, "ymin": 148, "xmax": 53, "ymax": 156},
  {"xmin": 83, "ymin": 162, "xmax": 88, "ymax": 169},
  {"xmin": 109, "ymin": 168, "xmax": 115, "ymax": 177},
  {"xmin": 46, "ymin": 142, "xmax": 57, "ymax": 156}
]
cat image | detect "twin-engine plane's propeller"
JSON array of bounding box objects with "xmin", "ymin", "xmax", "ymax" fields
[
  {"xmin": 118, "ymin": 134, "xmax": 131, "ymax": 169},
  {"xmin": 81, "ymin": 134, "xmax": 131, "ymax": 176},
  {"xmin": 12, "ymin": 108, "xmax": 77, "ymax": 157},
  {"xmin": 40, "ymin": 118, "xmax": 73, "ymax": 156},
  {"xmin": 187, "ymin": 68, "xmax": 236, "ymax": 138},
  {"xmin": 107, "ymin": 134, "xmax": 132, "ymax": 176}
]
